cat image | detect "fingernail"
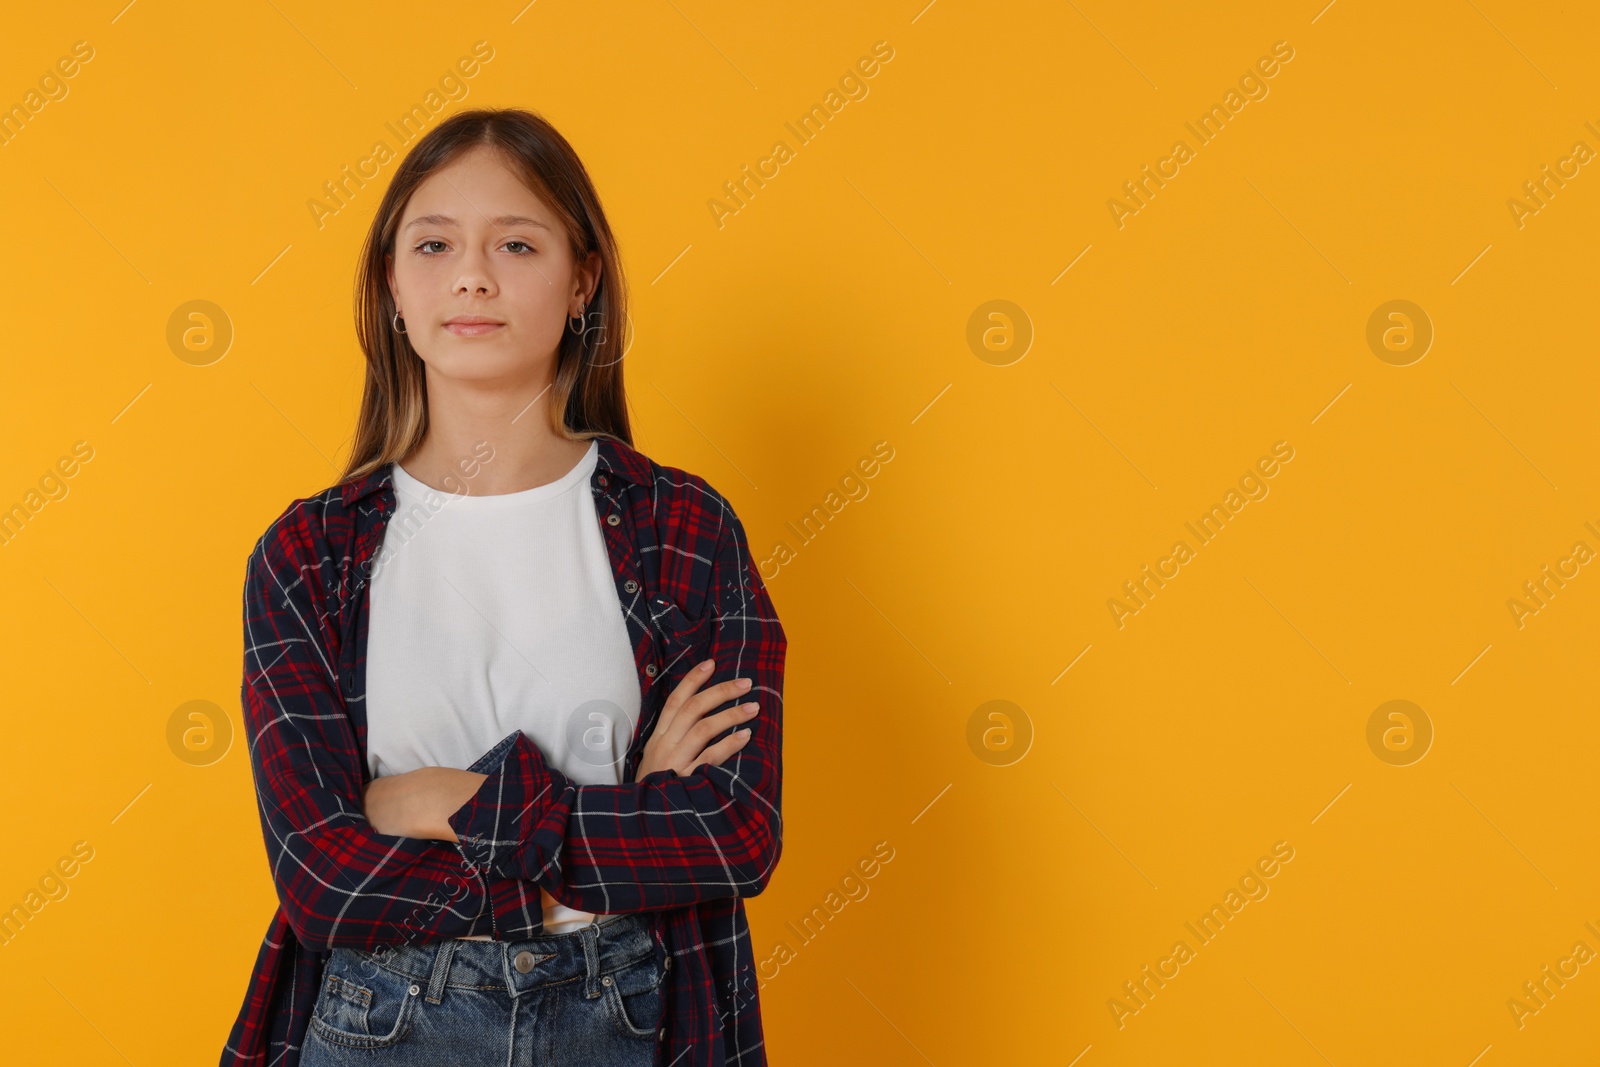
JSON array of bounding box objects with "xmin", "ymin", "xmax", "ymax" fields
[
  {"xmin": 737, "ymin": 677, "xmax": 752, "ymax": 689},
  {"xmin": 699, "ymin": 659, "xmax": 714, "ymax": 671}
]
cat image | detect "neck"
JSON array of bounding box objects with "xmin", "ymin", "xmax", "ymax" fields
[{"xmin": 402, "ymin": 370, "xmax": 589, "ymax": 496}]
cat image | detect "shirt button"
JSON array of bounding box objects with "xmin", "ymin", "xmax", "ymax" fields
[
  {"xmin": 598, "ymin": 474, "xmax": 608, "ymax": 487},
  {"xmin": 645, "ymin": 664, "xmax": 658, "ymax": 678},
  {"xmin": 606, "ymin": 513, "xmax": 621, "ymax": 526},
  {"xmin": 624, "ymin": 579, "xmax": 638, "ymax": 593},
  {"xmin": 513, "ymin": 950, "xmax": 537, "ymax": 974}
]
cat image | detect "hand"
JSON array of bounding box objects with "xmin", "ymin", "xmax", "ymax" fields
[
  {"xmin": 364, "ymin": 766, "xmax": 488, "ymax": 841},
  {"xmin": 637, "ymin": 658, "xmax": 760, "ymax": 779}
]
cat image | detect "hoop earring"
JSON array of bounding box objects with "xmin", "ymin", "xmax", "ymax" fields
[
  {"xmin": 392, "ymin": 311, "xmax": 407, "ymax": 334},
  {"xmin": 569, "ymin": 299, "xmax": 595, "ymax": 335}
]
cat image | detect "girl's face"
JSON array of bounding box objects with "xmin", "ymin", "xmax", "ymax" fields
[{"xmin": 386, "ymin": 144, "xmax": 598, "ymax": 386}]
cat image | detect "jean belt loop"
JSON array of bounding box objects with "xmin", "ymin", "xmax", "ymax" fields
[
  {"xmin": 580, "ymin": 923, "xmax": 604, "ymax": 998},
  {"xmin": 425, "ymin": 939, "xmax": 460, "ymax": 1005}
]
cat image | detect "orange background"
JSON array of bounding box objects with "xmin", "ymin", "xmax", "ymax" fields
[{"xmin": 1, "ymin": 2, "xmax": 1597, "ymax": 1064}]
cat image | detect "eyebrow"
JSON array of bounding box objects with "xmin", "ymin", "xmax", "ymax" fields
[{"xmin": 403, "ymin": 214, "xmax": 552, "ymax": 233}]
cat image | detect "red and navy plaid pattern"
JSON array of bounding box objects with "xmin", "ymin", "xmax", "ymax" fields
[{"xmin": 220, "ymin": 434, "xmax": 786, "ymax": 1067}]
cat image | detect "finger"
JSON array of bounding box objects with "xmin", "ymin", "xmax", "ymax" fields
[
  {"xmin": 658, "ymin": 658, "xmax": 717, "ymax": 735},
  {"xmin": 684, "ymin": 727, "xmax": 754, "ymax": 775},
  {"xmin": 677, "ymin": 678, "xmax": 754, "ymax": 726},
  {"xmin": 685, "ymin": 702, "xmax": 759, "ymax": 750},
  {"xmin": 663, "ymin": 675, "xmax": 752, "ymax": 742}
]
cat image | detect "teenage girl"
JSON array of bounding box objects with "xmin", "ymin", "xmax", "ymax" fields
[{"xmin": 224, "ymin": 108, "xmax": 785, "ymax": 1067}]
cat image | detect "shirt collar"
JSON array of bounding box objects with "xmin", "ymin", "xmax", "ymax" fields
[{"xmin": 338, "ymin": 433, "xmax": 651, "ymax": 509}]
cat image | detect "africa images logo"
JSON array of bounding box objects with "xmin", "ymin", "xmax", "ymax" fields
[{"xmin": 1107, "ymin": 441, "xmax": 1295, "ymax": 628}]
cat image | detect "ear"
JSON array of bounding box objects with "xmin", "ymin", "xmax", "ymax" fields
[{"xmin": 576, "ymin": 250, "xmax": 602, "ymax": 306}]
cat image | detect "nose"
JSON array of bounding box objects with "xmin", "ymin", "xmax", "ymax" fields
[{"xmin": 453, "ymin": 243, "xmax": 497, "ymax": 297}]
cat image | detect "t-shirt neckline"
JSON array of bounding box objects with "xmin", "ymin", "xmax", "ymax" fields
[{"xmin": 390, "ymin": 439, "xmax": 598, "ymax": 511}]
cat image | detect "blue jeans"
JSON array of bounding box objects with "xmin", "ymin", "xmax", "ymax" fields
[{"xmin": 299, "ymin": 913, "xmax": 667, "ymax": 1067}]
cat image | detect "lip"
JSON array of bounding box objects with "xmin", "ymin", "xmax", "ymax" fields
[{"xmin": 443, "ymin": 316, "xmax": 505, "ymax": 337}]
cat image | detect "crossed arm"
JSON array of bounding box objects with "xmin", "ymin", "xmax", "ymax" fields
[
  {"xmin": 362, "ymin": 663, "xmax": 763, "ymax": 919},
  {"xmin": 363, "ymin": 663, "xmax": 763, "ymax": 842},
  {"xmin": 241, "ymin": 493, "xmax": 784, "ymax": 951}
]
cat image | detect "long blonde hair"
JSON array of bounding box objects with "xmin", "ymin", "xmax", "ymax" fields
[{"xmin": 341, "ymin": 108, "xmax": 632, "ymax": 482}]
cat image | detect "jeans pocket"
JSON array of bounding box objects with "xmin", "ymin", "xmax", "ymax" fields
[
  {"xmin": 602, "ymin": 949, "xmax": 667, "ymax": 1040},
  {"xmin": 309, "ymin": 949, "xmax": 420, "ymax": 1050}
]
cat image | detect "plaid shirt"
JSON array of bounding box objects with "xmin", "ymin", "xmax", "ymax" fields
[{"xmin": 220, "ymin": 435, "xmax": 786, "ymax": 1067}]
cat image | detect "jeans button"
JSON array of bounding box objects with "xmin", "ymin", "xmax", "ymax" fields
[{"xmin": 513, "ymin": 950, "xmax": 537, "ymax": 974}]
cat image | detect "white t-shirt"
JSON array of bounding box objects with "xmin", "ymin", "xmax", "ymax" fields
[{"xmin": 364, "ymin": 440, "xmax": 641, "ymax": 934}]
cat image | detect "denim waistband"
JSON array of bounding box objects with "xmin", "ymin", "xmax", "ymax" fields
[{"xmin": 343, "ymin": 912, "xmax": 659, "ymax": 1004}]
